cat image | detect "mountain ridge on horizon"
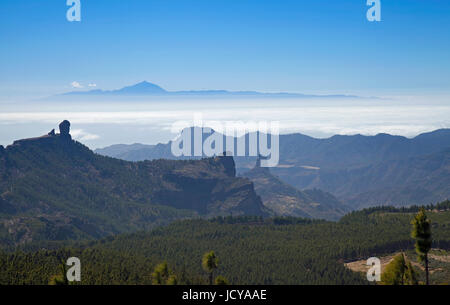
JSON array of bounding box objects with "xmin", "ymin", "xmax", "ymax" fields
[
  {"xmin": 95, "ymin": 127, "xmax": 450, "ymax": 210},
  {"xmin": 94, "ymin": 127, "xmax": 450, "ymax": 160},
  {"xmin": 59, "ymin": 81, "xmax": 362, "ymax": 99}
]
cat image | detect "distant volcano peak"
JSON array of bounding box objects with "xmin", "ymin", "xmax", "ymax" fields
[
  {"xmin": 59, "ymin": 81, "xmax": 363, "ymax": 99},
  {"xmin": 117, "ymin": 81, "xmax": 167, "ymax": 94}
]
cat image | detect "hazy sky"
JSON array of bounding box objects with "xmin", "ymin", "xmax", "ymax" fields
[
  {"xmin": 1, "ymin": 0, "xmax": 450, "ymax": 98},
  {"xmin": 0, "ymin": 1, "xmax": 449, "ymax": 148}
]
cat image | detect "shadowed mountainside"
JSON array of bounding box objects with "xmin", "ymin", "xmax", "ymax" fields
[
  {"xmin": 0, "ymin": 122, "xmax": 267, "ymax": 247},
  {"xmin": 242, "ymin": 160, "xmax": 349, "ymax": 220},
  {"xmin": 96, "ymin": 128, "xmax": 450, "ymax": 208}
]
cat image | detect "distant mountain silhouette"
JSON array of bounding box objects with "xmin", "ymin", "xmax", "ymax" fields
[
  {"xmin": 62, "ymin": 81, "xmax": 167, "ymax": 96},
  {"xmin": 96, "ymin": 128, "xmax": 450, "ymax": 208},
  {"xmin": 114, "ymin": 81, "xmax": 167, "ymax": 94},
  {"xmin": 60, "ymin": 81, "xmax": 361, "ymax": 98}
]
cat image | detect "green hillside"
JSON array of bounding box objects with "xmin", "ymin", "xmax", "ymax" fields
[
  {"xmin": 2, "ymin": 204, "xmax": 449, "ymax": 285},
  {"xmin": 0, "ymin": 125, "xmax": 266, "ymax": 248}
]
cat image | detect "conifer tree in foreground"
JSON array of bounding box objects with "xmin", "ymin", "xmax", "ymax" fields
[
  {"xmin": 166, "ymin": 274, "xmax": 178, "ymax": 285},
  {"xmin": 202, "ymin": 251, "xmax": 219, "ymax": 285},
  {"xmin": 152, "ymin": 261, "xmax": 168, "ymax": 285},
  {"xmin": 411, "ymin": 208, "xmax": 432, "ymax": 285},
  {"xmin": 48, "ymin": 262, "xmax": 69, "ymax": 285},
  {"xmin": 215, "ymin": 275, "xmax": 229, "ymax": 285},
  {"xmin": 381, "ymin": 253, "xmax": 418, "ymax": 285}
]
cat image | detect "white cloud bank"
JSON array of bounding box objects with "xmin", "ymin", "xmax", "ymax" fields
[
  {"xmin": 71, "ymin": 129, "xmax": 100, "ymax": 141},
  {"xmin": 71, "ymin": 81, "xmax": 84, "ymax": 89},
  {"xmin": 0, "ymin": 96, "xmax": 448, "ymax": 147}
]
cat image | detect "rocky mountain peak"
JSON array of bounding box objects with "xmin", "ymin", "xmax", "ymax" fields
[{"xmin": 58, "ymin": 120, "xmax": 71, "ymax": 139}]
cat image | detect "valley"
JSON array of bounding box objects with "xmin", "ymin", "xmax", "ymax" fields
[{"xmin": 96, "ymin": 128, "xmax": 450, "ymax": 210}]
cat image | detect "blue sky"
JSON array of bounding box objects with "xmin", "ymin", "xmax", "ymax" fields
[{"xmin": 1, "ymin": 0, "xmax": 450, "ymax": 98}]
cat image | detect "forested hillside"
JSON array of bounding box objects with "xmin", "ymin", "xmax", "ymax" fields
[
  {"xmin": 2, "ymin": 205, "xmax": 449, "ymax": 285},
  {"xmin": 0, "ymin": 124, "xmax": 266, "ymax": 248}
]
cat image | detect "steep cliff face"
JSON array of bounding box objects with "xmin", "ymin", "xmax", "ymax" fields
[
  {"xmin": 0, "ymin": 122, "xmax": 266, "ymax": 247},
  {"xmin": 144, "ymin": 156, "xmax": 266, "ymax": 216}
]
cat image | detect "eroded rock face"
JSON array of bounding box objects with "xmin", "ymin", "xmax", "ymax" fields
[
  {"xmin": 216, "ymin": 155, "xmax": 236, "ymax": 177},
  {"xmin": 59, "ymin": 120, "xmax": 71, "ymax": 140},
  {"xmin": 154, "ymin": 158, "xmax": 266, "ymax": 216},
  {"xmin": 59, "ymin": 120, "xmax": 70, "ymax": 135}
]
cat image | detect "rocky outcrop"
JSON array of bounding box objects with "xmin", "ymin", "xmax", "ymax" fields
[
  {"xmin": 59, "ymin": 120, "xmax": 71, "ymax": 140},
  {"xmin": 12, "ymin": 121, "xmax": 72, "ymax": 147},
  {"xmin": 215, "ymin": 154, "xmax": 236, "ymax": 177},
  {"xmin": 156, "ymin": 158, "xmax": 266, "ymax": 216}
]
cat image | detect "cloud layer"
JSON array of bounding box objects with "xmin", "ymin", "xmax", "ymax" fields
[
  {"xmin": 0, "ymin": 96, "xmax": 448, "ymax": 148},
  {"xmin": 71, "ymin": 129, "xmax": 100, "ymax": 141},
  {"xmin": 71, "ymin": 81, "xmax": 83, "ymax": 89}
]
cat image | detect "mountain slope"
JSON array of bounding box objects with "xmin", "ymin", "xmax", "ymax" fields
[
  {"xmin": 97, "ymin": 128, "xmax": 450, "ymax": 169},
  {"xmin": 0, "ymin": 122, "xmax": 267, "ymax": 247},
  {"xmin": 96, "ymin": 128, "xmax": 450, "ymax": 209},
  {"xmin": 342, "ymin": 149, "xmax": 450, "ymax": 208},
  {"xmin": 115, "ymin": 81, "xmax": 167, "ymax": 94},
  {"xmin": 242, "ymin": 162, "xmax": 349, "ymax": 220},
  {"xmin": 94, "ymin": 143, "xmax": 155, "ymax": 158},
  {"xmin": 275, "ymin": 129, "xmax": 450, "ymax": 170}
]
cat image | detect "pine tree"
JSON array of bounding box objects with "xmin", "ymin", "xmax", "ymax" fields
[
  {"xmin": 405, "ymin": 260, "xmax": 418, "ymax": 285},
  {"xmin": 202, "ymin": 251, "xmax": 219, "ymax": 285},
  {"xmin": 166, "ymin": 274, "xmax": 178, "ymax": 285},
  {"xmin": 411, "ymin": 209, "xmax": 432, "ymax": 285},
  {"xmin": 48, "ymin": 262, "xmax": 68, "ymax": 285},
  {"xmin": 152, "ymin": 262, "xmax": 169, "ymax": 285},
  {"xmin": 381, "ymin": 253, "xmax": 417, "ymax": 285},
  {"xmin": 215, "ymin": 275, "xmax": 229, "ymax": 285}
]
